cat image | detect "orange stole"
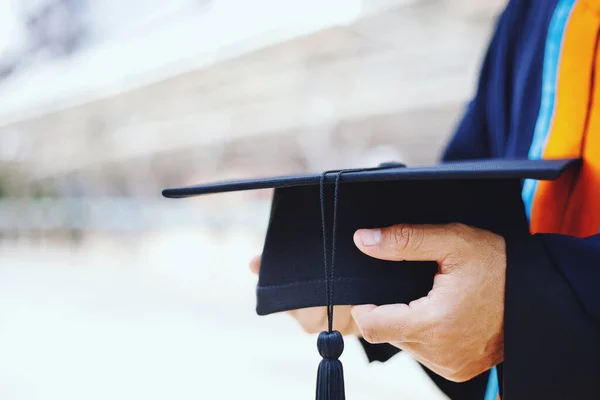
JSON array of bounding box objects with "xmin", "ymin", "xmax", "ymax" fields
[
  {"xmin": 530, "ymin": 2, "xmax": 600, "ymax": 237},
  {"xmin": 562, "ymin": 30, "xmax": 600, "ymax": 237}
]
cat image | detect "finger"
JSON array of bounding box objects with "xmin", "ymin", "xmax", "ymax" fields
[
  {"xmin": 290, "ymin": 306, "xmax": 356, "ymax": 335},
  {"xmin": 353, "ymin": 224, "xmax": 465, "ymax": 263},
  {"xmin": 289, "ymin": 307, "xmax": 327, "ymax": 334},
  {"xmin": 333, "ymin": 305, "xmax": 359, "ymax": 335},
  {"xmin": 249, "ymin": 255, "xmax": 261, "ymax": 275},
  {"xmin": 351, "ymin": 302, "xmax": 435, "ymax": 344}
]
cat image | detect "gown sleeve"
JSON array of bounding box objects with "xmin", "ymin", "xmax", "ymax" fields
[{"xmin": 503, "ymin": 233, "xmax": 600, "ymax": 399}]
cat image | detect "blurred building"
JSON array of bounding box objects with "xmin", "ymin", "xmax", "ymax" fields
[{"xmin": 0, "ymin": 0, "xmax": 506, "ymax": 234}]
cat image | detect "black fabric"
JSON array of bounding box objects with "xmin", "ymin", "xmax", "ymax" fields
[
  {"xmin": 504, "ymin": 234, "xmax": 600, "ymax": 399},
  {"xmin": 257, "ymin": 177, "xmax": 530, "ymax": 315}
]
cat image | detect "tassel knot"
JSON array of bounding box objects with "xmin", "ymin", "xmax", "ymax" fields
[{"xmin": 317, "ymin": 331, "xmax": 344, "ymax": 360}]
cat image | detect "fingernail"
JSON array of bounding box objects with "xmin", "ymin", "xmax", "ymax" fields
[{"xmin": 357, "ymin": 229, "xmax": 381, "ymax": 246}]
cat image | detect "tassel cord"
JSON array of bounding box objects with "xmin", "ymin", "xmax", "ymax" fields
[
  {"xmin": 316, "ymin": 171, "xmax": 346, "ymax": 400},
  {"xmin": 319, "ymin": 171, "xmax": 343, "ymax": 332}
]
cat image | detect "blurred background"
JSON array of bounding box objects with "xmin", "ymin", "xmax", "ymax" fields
[{"xmin": 0, "ymin": 0, "xmax": 506, "ymax": 398}]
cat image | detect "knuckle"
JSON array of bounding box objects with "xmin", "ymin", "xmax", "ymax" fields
[
  {"xmin": 390, "ymin": 226, "xmax": 407, "ymax": 249},
  {"xmin": 446, "ymin": 223, "xmax": 469, "ymax": 238},
  {"xmin": 391, "ymin": 225, "xmax": 422, "ymax": 251},
  {"xmin": 400, "ymin": 225, "xmax": 416, "ymax": 249},
  {"xmin": 443, "ymin": 223, "xmax": 477, "ymax": 262}
]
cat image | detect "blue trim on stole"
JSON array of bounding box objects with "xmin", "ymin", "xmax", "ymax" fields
[{"xmin": 521, "ymin": 0, "xmax": 578, "ymax": 219}]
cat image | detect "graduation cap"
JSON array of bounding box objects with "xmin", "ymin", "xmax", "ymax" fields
[{"xmin": 162, "ymin": 158, "xmax": 578, "ymax": 400}]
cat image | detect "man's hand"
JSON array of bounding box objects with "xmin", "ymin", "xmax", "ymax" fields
[
  {"xmin": 351, "ymin": 223, "xmax": 506, "ymax": 382},
  {"xmin": 249, "ymin": 255, "xmax": 360, "ymax": 336}
]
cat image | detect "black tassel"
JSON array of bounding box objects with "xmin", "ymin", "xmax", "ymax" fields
[
  {"xmin": 316, "ymin": 330, "xmax": 345, "ymax": 400},
  {"xmin": 317, "ymin": 171, "xmax": 346, "ymax": 399}
]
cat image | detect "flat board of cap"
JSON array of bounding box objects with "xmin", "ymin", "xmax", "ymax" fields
[{"xmin": 162, "ymin": 158, "xmax": 579, "ymax": 198}]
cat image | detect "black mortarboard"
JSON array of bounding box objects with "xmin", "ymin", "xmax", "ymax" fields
[{"xmin": 162, "ymin": 158, "xmax": 578, "ymax": 400}]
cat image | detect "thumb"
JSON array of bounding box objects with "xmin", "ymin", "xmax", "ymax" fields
[
  {"xmin": 351, "ymin": 301, "xmax": 433, "ymax": 344},
  {"xmin": 353, "ymin": 224, "xmax": 459, "ymax": 263}
]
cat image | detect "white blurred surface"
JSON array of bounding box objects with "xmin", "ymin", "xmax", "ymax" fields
[{"xmin": 0, "ymin": 231, "xmax": 447, "ymax": 400}]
